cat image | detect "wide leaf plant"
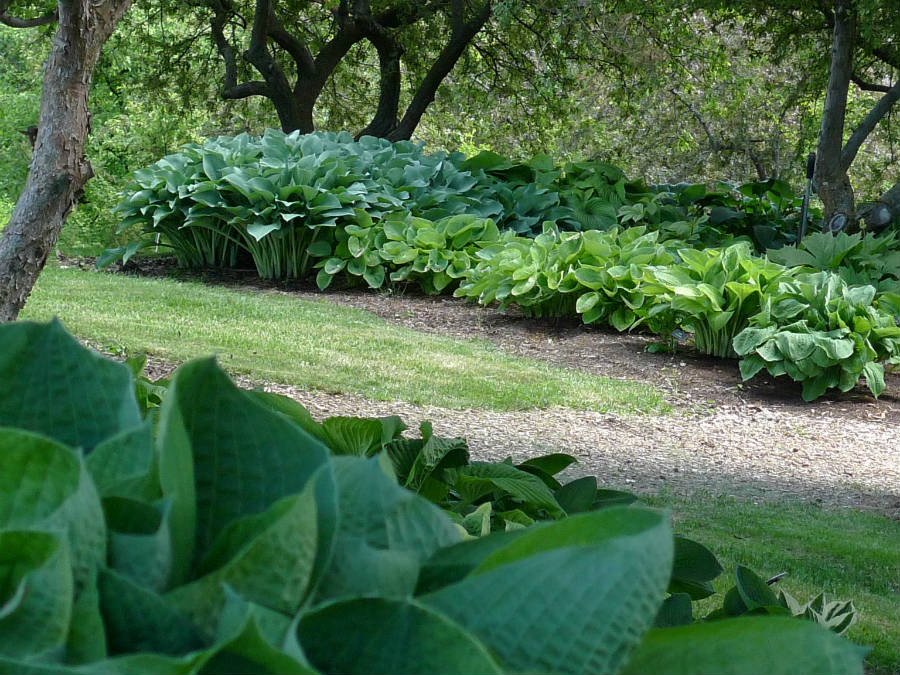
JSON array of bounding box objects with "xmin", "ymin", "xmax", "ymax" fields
[{"xmin": 0, "ymin": 320, "xmax": 866, "ymax": 674}]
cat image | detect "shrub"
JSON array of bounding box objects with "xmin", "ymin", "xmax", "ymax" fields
[{"xmin": 0, "ymin": 319, "xmax": 866, "ymax": 674}]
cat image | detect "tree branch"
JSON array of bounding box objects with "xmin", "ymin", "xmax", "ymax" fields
[
  {"xmin": 0, "ymin": 8, "xmax": 58, "ymax": 27},
  {"xmin": 840, "ymin": 79, "xmax": 900, "ymax": 172},
  {"xmin": 222, "ymin": 81, "xmax": 270, "ymax": 99},
  {"xmin": 266, "ymin": 4, "xmax": 315, "ymax": 76},
  {"xmin": 389, "ymin": 0, "xmax": 492, "ymax": 140},
  {"xmin": 850, "ymin": 73, "xmax": 891, "ymax": 93},
  {"xmin": 669, "ymin": 88, "xmax": 721, "ymax": 151}
]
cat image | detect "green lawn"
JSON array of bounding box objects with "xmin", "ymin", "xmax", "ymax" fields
[
  {"xmin": 22, "ymin": 265, "xmax": 667, "ymax": 414},
  {"xmin": 648, "ymin": 493, "xmax": 900, "ymax": 674}
]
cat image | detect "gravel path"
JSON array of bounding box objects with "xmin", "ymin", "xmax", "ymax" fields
[{"xmin": 255, "ymin": 386, "xmax": 900, "ymax": 518}]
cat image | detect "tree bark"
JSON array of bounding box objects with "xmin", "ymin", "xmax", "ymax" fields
[
  {"xmin": 814, "ymin": 0, "xmax": 856, "ymax": 225},
  {"xmin": 859, "ymin": 181, "xmax": 900, "ymax": 232},
  {"xmin": 0, "ymin": 0, "xmax": 132, "ymax": 322},
  {"xmin": 387, "ymin": 0, "xmax": 492, "ymax": 141}
]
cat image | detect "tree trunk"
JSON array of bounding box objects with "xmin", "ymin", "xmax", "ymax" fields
[
  {"xmin": 859, "ymin": 181, "xmax": 900, "ymax": 232},
  {"xmin": 814, "ymin": 0, "xmax": 856, "ymax": 226},
  {"xmin": 387, "ymin": 1, "xmax": 492, "ymax": 141},
  {"xmin": 0, "ymin": 0, "xmax": 131, "ymax": 322}
]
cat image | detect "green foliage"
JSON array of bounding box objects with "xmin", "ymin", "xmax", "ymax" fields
[
  {"xmin": 733, "ymin": 272, "xmax": 900, "ymax": 400},
  {"xmin": 110, "ymin": 130, "xmax": 508, "ymax": 278},
  {"xmin": 0, "ymin": 319, "xmax": 867, "ymax": 673},
  {"xmin": 768, "ymin": 231, "xmax": 900, "ymax": 294},
  {"xmin": 778, "ymin": 590, "xmax": 859, "ymax": 636},
  {"xmin": 456, "ymin": 223, "xmax": 681, "ymax": 331},
  {"xmin": 641, "ymin": 242, "xmax": 795, "ymax": 358},
  {"xmin": 316, "ymin": 212, "xmax": 503, "ymax": 294}
]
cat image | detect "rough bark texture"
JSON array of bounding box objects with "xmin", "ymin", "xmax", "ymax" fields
[
  {"xmin": 860, "ymin": 181, "xmax": 900, "ymax": 232},
  {"xmin": 0, "ymin": 0, "xmax": 132, "ymax": 322}
]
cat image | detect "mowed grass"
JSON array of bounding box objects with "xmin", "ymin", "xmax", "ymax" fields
[
  {"xmin": 648, "ymin": 493, "xmax": 900, "ymax": 674},
  {"xmin": 22, "ymin": 265, "xmax": 668, "ymax": 413}
]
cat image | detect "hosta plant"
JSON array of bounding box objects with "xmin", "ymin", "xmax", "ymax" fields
[
  {"xmin": 640, "ymin": 242, "xmax": 796, "ymax": 358},
  {"xmin": 456, "ymin": 223, "xmax": 681, "ymax": 330},
  {"xmin": 733, "ymin": 271, "xmax": 900, "ymax": 400},
  {"xmin": 768, "ymin": 230, "xmax": 900, "ymax": 294},
  {"xmin": 314, "ymin": 213, "xmax": 503, "ymax": 294},
  {"xmin": 0, "ymin": 319, "xmax": 866, "ymax": 674}
]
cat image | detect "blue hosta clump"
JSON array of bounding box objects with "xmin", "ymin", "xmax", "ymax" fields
[
  {"xmin": 108, "ymin": 131, "xmax": 502, "ymax": 279},
  {"xmin": 0, "ymin": 319, "xmax": 867, "ymax": 674}
]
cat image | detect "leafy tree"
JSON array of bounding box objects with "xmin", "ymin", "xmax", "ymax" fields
[
  {"xmin": 0, "ymin": 0, "xmax": 132, "ymax": 321},
  {"xmin": 693, "ymin": 0, "xmax": 899, "ymax": 229},
  {"xmin": 191, "ymin": 0, "xmax": 613, "ymax": 141}
]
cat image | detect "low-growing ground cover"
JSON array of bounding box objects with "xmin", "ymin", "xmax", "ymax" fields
[
  {"xmin": 12, "ymin": 263, "xmax": 898, "ymax": 673},
  {"xmin": 104, "ymin": 131, "xmax": 900, "ymax": 401},
  {"xmin": 22, "ymin": 264, "xmax": 666, "ymax": 414}
]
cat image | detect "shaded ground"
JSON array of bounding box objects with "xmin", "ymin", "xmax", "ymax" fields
[{"xmin": 100, "ymin": 257, "xmax": 899, "ymax": 515}]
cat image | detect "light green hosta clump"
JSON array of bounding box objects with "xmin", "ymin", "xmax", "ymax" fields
[
  {"xmin": 0, "ymin": 319, "xmax": 867, "ymax": 674},
  {"xmin": 456, "ymin": 223, "xmax": 682, "ymax": 328},
  {"xmin": 733, "ymin": 271, "xmax": 900, "ymax": 400},
  {"xmin": 640, "ymin": 242, "xmax": 796, "ymax": 358},
  {"xmin": 315, "ymin": 212, "xmax": 504, "ymax": 294}
]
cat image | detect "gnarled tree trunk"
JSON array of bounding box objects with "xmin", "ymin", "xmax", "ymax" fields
[{"xmin": 0, "ymin": 0, "xmax": 131, "ymax": 322}]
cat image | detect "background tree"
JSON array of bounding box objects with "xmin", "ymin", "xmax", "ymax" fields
[
  {"xmin": 0, "ymin": 0, "xmax": 132, "ymax": 321},
  {"xmin": 690, "ymin": 0, "xmax": 899, "ymax": 228}
]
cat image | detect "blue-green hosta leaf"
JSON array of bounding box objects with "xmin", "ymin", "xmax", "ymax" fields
[
  {"xmin": 312, "ymin": 457, "xmax": 460, "ymax": 603},
  {"xmin": 158, "ymin": 358, "xmax": 330, "ymax": 574},
  {"xmin": 415, "ymin": 530, "xmax": 530, "ymax": 595},
  {"xmin": 0, "ymin": 429, "xmax": 105, "ymax": 590},
  {"xmin": 98, "ymin": 568, "xmax": 206, "ymax": 656},
  {"xmin": 65, "ymin": 567, "xmax": 106, "ymax": 664},
  {"xmin": 622, "ymin": 616, "xmax": 865, "ymax": 674},
  {"xmin": 246, "ymin": 222, "xmax": 280, "ymax": 241},
  {"xmin": 0, "ymin": 531, "xmax": 73, "ymax": 659},
  {"xmin": 200, "ymin": 589, "xmax": 314, "ymax": 675},
  {"xmin": 86, "ymin": 421, "xmax": 157, "ymax": 501},
  {"xmin": 297, "ymin": 598, "xmax": 502, "ymax": 675},
  {"xmin": 733, "ymin": 326, "xmax": 778, "ymax": 355},
  {"xmin": 653, "ymin": 593, "xmax": 694, "ymax": 628},
  {"xmin": 0, "ymin": 320, "xmax": 140, "ymax": 452},
  {"xmin": 103, "ymin": 497, "xmax": 172, "ymax": 593},
  {"xmin": 775, "ymin": 331, "xmax": 818, "ymax": 360},
  {"xmin": 420, "ymin": 507, "xmax": 673, "ymax": 674},
  {"xmin": 166, "ymin": 487, "xmax": 319, "ymax": 635}
]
